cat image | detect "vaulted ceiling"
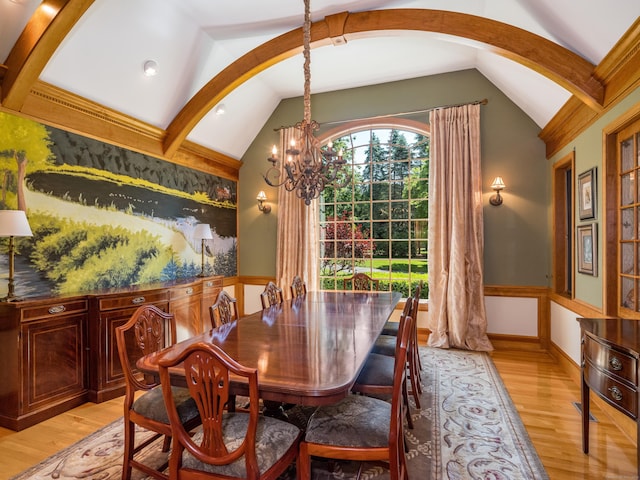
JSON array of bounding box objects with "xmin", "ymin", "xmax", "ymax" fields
[{"xmin": 1, "ymin": 0, "xmax": 639, "ymax": 162}]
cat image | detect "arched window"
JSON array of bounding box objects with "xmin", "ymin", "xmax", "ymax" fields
[{"xmin": 318, "ymin": 122, "xmax": 429, "ymax": 299}]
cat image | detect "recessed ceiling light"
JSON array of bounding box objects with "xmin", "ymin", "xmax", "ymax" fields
[
  {"xmin": 215, "ymin": 104, "xmax": 226, "ymax": 115},
  {"xmin": 143, "ymin": 60, "xmax": 158, "ymax": 77}
]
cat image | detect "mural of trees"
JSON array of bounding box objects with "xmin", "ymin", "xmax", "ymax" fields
[{"xmin": 0, "ymin": 111, "xmax": 237, "ymax": 298}]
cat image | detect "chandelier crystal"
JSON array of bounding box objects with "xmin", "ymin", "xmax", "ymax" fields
[{"xmin": 262, "ymin": 0, "xmax": 350, "ymax": 206}]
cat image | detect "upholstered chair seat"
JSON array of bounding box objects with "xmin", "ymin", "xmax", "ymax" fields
[
  {"xmin": 181, "ymin": 413, "xmax": 301, "ymax": 477},
  {"xmin": 132, "ymin": 385, "xmax": 199, "ymax": 425},
  {"xmin": 303, "ymin": 394, "xmax": 390, "ymax": 448}
]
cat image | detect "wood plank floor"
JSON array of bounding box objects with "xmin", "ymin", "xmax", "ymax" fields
[{"xmin": 0, "ymin": 348, "xmax": 637, "ymax": 479}]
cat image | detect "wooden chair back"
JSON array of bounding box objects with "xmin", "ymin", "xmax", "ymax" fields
[
  {"xmin": 209, "ymin": 290, "xmax": 238, "ymax": 329},
  {"xmin": 299, "ymin": 315, "xmax": 413, "ymax": 480},
  {"xmin": 158, "ymin": 341, "xmax": 302, "ymax": 479},
  {"xmin": 115, "ymin": 305, "xmax": 180, "ymax": 480},
  {"xmin": 290, "ymin": 275, "xmax": 307, "ymax": 298},
  {"xmin": 342, "ymin": 272, "xmax": 379, "ymax": 291},
  {"xmin": 260, "ymin": 281, "xmax": 284, "ymax": 309}
]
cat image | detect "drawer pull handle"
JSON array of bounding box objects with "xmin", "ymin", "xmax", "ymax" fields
[
  {"xmin": 132, "ymin": 297, "xmax": 146, "ymax": 305},
  {"xmin": 206, "ymin": 281, "xmax": 213, "ymax": 287},
  {"xmin": 609, "ymin": 357, "xmax": 623, "ymax": 371},
  {"xmin": 186, "ymin": 288, "xmax": 193, "ymax": 295},
  {"xmin": 608, "ymin": 386, "xmax": 623, "ymax": 402},
  {"xmin": 48, "ymin": 305, "xmax": 66, "ymax": 314}
]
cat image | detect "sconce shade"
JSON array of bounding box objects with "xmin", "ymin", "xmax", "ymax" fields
[
  {"xmin": 256, "ymin": 190, "xmax": 271, "ymax": 213},
  {"xmin": 0, "ymin": 210, "xmax": 33, "ymax": 237},
  {"xmin": 491, "ymin": 176, "xmax": 505, "ymax": 191},
  {"xmin": 489, "ymin": 176, "xmax": 505, "ymax": 206},
  {"xmin": 193, "ymin": 223, "xmax": 213, "ymax": 240}
]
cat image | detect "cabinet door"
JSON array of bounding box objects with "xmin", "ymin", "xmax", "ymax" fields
[
  {"xmin": 22, "ymin": 313, "xmax": 87, "ymax": 414},
  {"xmin": 201, "ymin": 277, "xmax": 223, "ymax": 331},
  {"xmin": 170, "ymin": 283, "xmax": 203, "ymax": 341}
]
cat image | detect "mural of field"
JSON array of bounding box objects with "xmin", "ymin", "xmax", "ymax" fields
[{"xmin": 0, "ymin": 111, "xmax": 237, "ymax": 298}]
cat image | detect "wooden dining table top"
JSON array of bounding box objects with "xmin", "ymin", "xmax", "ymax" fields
[{"xmin": 137, "ymin": 290, "xmax": 402, "ymax": 406}]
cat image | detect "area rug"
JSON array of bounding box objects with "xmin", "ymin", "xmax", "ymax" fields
[{"xmin": 10, "ymin": 347, "xmax": 548, "ymax": 480}]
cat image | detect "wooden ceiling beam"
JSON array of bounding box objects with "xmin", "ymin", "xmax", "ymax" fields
[
  {"xmin": 163, "ymin": 8, "xmax": 603, "ymax": 157},
  {"xmin": 1, "ymin": 0, "xmax": 94, "ymax": 111}
]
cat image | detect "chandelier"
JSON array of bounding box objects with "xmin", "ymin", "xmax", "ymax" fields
[{"xmin": 262, "ymin": 0, "xmax": 350, "ymax": 206}]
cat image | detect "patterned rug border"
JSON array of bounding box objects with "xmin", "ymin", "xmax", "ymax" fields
[{"xmin": 10, "ymin": 347, "xmax": 549, "ymax": 480}]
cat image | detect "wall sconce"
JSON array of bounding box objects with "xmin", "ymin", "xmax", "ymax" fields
[
  {"xmin": 256, "ymin": 191, "xmax": 271, "ymax": 214},
  {"xmin": 489, "ymin": 176, "xmax": 505, "ymax": 206},
  {"xmin": 193, "ymin": 223, "xmax": 213, "ymax": 277},
  {"xmin": 0, "ymin": 210, "xmax": 33, "ymax": 301}
]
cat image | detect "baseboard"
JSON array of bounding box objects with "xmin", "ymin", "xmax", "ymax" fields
[{"xmin": 487, "ymin": 334, "xmax": 548, "ymax": 352}]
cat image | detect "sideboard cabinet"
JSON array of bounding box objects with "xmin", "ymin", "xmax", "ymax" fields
[
  {"xmin": 0, "ymin": 275, "xmax": 222, "ymax": 430},
  {"xmin": 0, "ymin": 296, "xmax": 88, "ymax": 431},
  {"xmin": 578, "ymin": 317, "xmax": 640, "ymax": 478}
]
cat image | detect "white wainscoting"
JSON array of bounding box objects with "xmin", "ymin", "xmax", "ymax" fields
[
  {"xmin": 484, "ymin": 296, "xmax": 538, "ymax": 336},
  {"xmin": 550, "ymin": 301, "xmax": 582, "ymax": 365}
]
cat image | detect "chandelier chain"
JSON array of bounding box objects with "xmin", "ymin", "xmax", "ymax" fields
[{"xmin": 262, "ymin": 0, "xmax": 351, "ymax": 206}]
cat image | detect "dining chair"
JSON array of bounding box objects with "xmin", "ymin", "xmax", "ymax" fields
[
  {"xmin": 260, "ymin": 281, "xmax": 284, "ymax": 309},
  {"xmin": 353, "ymin": 306, "xmax": 417, "ymax": 428},
  {"xmin": 209, "ymin": 289, "xmax": 238, "ymax": 329},
  {"xmin": 115, "ymin": 305, "xmax": 201, "ymax": 480},
  {"xmin": 381, "ymin": 280, "xmax": 423, "ymax": 336},
  {"xmin": 342, "ymin": 272, "xmax": 379, "ymax": 291},
  {"xmin": 290, "ymin": 275, "xmax": 307, "ymax": 298},
  {"xmin": 158, "ymin": 341, "xmax": 302, "ymax": 480},
  {"xmin": 374, "ymin": 282, "xmax": 424, "ymax": 406},
  {"xmin": 298, "ymin": 316, "xmax": 413, "ymax": 480}
]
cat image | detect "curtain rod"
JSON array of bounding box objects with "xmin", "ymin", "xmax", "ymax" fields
[{"xmin": 274, "ymin": 98, "xmax": 488, "ymax": 131}]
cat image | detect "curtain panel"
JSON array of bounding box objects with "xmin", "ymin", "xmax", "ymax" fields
[
  {"xmin": 275, "ymin": 127, "xmax": 319, "ymax": 296},
  {"xmin": 426, "ymin": 104, "xmax": 493, "ymax": 351}
]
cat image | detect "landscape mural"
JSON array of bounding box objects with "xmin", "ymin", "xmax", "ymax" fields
[{"xmin": 0, "ymin": 111, "xmax": 237, "ymax": 299}]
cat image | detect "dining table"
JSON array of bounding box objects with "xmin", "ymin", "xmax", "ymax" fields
[{"xmin": 137, "ymin": 290, "xmax": 402, "ymax": 409}]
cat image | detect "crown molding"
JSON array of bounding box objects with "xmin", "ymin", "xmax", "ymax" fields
[{"xmin": 541, "ymin": 18, "xmax": 640, "ymax": 158}]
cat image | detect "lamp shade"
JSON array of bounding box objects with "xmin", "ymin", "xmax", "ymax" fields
[
  {"xmin": 193, "ymin": 223, "xmax": 213, "ymax": 240},
  {"xmin": 0, "ymin": 210, "xmax": 33, "ymax": 237},
  {"xmin": 491, "ymin": 176, "xmax": 506, "ymax": 191}
]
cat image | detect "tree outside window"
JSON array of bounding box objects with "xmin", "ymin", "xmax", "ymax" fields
[{"xmin": 319, "ymin": 127, "xmax": 429, "ymax": 299}]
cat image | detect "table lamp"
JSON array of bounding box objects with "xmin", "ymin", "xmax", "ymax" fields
[
  {"xmin": 193, "ymin": 223, "xmax": 213, "ymax": 277},
  {"xmin": 0, "ymin": 210, "xmax": 33, "ymax": 302}
]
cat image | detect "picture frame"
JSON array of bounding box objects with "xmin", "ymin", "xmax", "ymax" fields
[
  {"xmin": 577, "ymin": 223, "xmax": 597, "ymax": 276},
  {"xmin": 578, "ymin": 167, "xmax": 596, "ymax": 220}
]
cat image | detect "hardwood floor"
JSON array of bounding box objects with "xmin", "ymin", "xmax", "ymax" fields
[{"xmin": 0, "ymin": 348, "xmax": 637, "ymax": 479}]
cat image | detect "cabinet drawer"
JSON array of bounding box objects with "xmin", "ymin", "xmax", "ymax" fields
[
  {"xmin": 170, "ymin": 283, "xmax": 203, "ymax": 301},
  {"xmin": 584, "ymin": 359, "xmax": 637, "ymax": 418},
  {"xmin": 20, "ymin": 299, "xmax": 88, "ymax": 322},
  {"xmin": 584, "ymin": 334, "xmax": 637, "ymax": 385},
  {"xmin": 203, "ymin": 277, "xmax": 223, "ymax": 291},
  {"xmin": 97, "ymin": 290, "xmax": 169, "ymax": 311}
]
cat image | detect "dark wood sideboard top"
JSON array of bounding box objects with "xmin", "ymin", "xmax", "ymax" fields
[{"xmin": 578, "ymin": 318, "xmax": 640, "ymax": 358}]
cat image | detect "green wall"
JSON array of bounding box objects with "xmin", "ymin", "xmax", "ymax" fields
[{"xmin": 239, "ymin": 69, "xmax": 549, "ymax": 287}]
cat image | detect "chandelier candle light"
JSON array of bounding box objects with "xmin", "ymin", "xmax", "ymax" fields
[{"xmin": 262, "ymin": 0, "xmax": 350, "ymax": 206}]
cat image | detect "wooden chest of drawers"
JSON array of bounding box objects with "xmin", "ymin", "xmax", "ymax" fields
[{"xmin": 579, "ymin": 318, "xmax": 640, "ymax": 477}]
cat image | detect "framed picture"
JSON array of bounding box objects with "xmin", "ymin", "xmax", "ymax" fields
[
  {"xmin": 578, "ymin": 167, "xmax": 596, "ymax": 220},
  {"xmin": 577, "ymin": 223, "xmax": 597, "ymax": 276}
]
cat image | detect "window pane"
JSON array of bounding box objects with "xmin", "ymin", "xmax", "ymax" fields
[
  {"xmin": 621, "ymin": 276, "xmax": 634, "ymax": 309},
  {"xmin": 391, "ymin": 201, "xmax": 409, "ymax": 220},
  {"xmin": 622, "ymin": 208, "xmax": 634, "ymax": 240},
  {"xmin": 319, "ymin": 126, "xmax": 429, "ymax": 296},
  {"xmin": 621, "ymin": 242, "xmax": 634, "ymax": 274},
  {"xmin": 621, "ymin": 136, "xmax": 634, "ymax": 171},
  {"xmin": 621, "ymin": 173, "xmax": 633, "ymax": 206},
  {"xmin": 372, "ymin": 202, "xmax": 389, "ymax": 220}
]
